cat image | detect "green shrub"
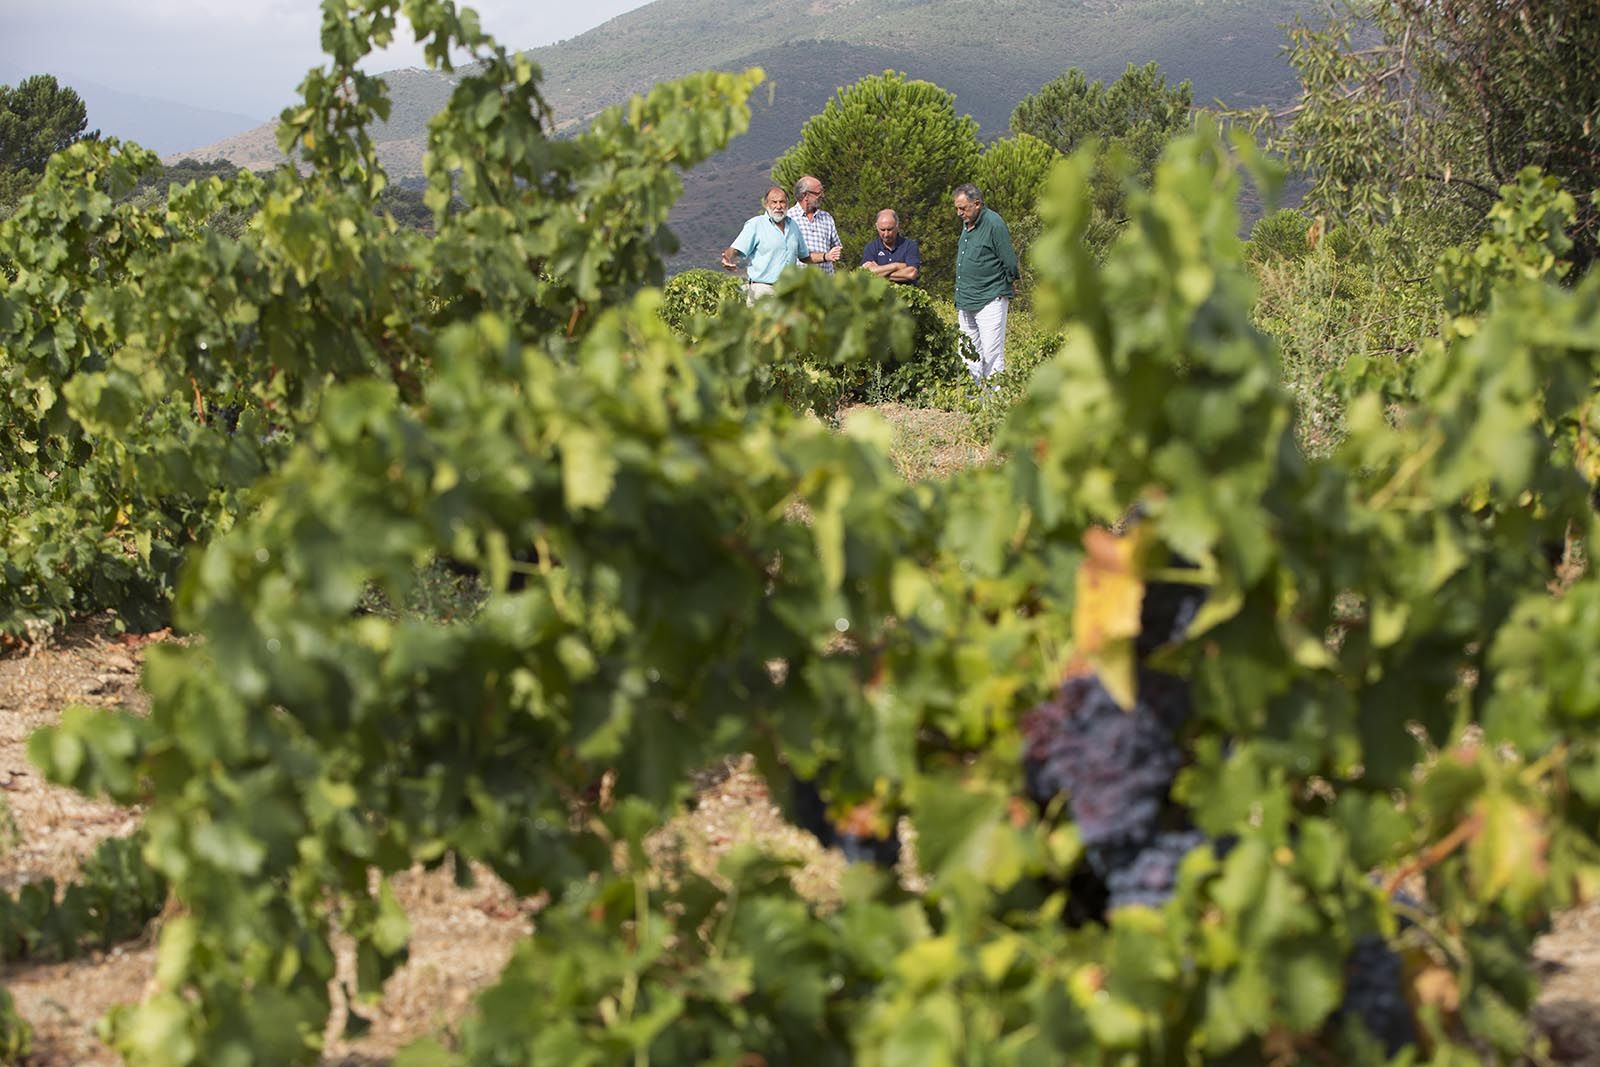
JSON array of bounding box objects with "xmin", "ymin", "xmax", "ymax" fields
[
  {"xmin": 661, "ymin": 267, "xmax": 744, "ymax": 338},
  {"xmin": 1250, "ymin": 216, "xmax": 1444, "ymax": 455},
  {"xmin": 666, "ymin": 273, "xmax": 971, "ymax": 414},
  {"xmin": 1245, "ymin": 207, "xmax": 1314, "ymax": 265},
  {"xmin": 858, "ymin": 284, "xmax": 969, "ymax": 404}
]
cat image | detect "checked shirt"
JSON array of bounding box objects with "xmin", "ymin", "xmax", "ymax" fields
[{"xmin": 786, "ymin": 204, "xmax": 842, "ymax": 274}]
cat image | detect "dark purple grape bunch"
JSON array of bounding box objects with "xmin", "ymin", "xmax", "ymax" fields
[
  {"xmin": 1324, "ymin": 886, "xmax": 1424, "ymax": 1054},
  {"xmin": 1135, "ymin": 573, "xmax": 1206, "ymax": 659},
  {"xmin": 1330, "ymin": 932, "xmax": 1418, "ymax": 1056},
  {"xmin": 791, "ymin": 777, "xmax": 901, "ymax": 868},
  {"xmin": 1019, "ymin": 547, "xmax": 1212, "ymax": 915},
  {"xmin": 1104, "ymin": 828, "xmax": 1209, "ymax": 910},
  {"xmin": 1021, "ymin": 670, "xmax": 1190, "ymax": 879},
  {"xmin": 215, "ymin": 401, "xmax": 244, "ymax": 435}
]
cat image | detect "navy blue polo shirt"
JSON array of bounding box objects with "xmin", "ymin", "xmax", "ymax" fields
[{"xmin": 861, "ymin": 236, "xmax": 921, "ymax": 282}]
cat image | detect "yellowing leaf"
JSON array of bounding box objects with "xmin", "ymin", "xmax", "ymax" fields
[
  {"xmin": 1467, "ymin": 792, "xmax": 1548, "ymax": 910},
  {"xmin": 1073, "ymin": 526, "xmax": 1152, "ymax": 708},
  {"xmin": 1277, "ymin": 617, "xmax": 1335, "ymax": 669},
  {"xmin": 1370, "ymin": 596, "xmax": 1410, "ymax": 648},
  {"xmin": 890, "ymin": 559, "xmax": 934, "ymax": 619},
  {"xmin": 154, "ymin": 916, "xmax": 198, "ymax": 989},
  {"xmin": 978, "ymin": 934, "xmax": 1021, "ymax": 984},
  {"xmin": 1406, "ymin": 955, "xmax": 1460, "ymax": 1015}
]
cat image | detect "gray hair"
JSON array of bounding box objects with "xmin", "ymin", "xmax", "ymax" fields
[
  {"xmin": 793, "ymin": 175, "xmax": 821, "ymax": 200},
  {"xmin": 953, "ymin": 183, "xmax": 983, "ymax": 203},
  {"xmin": 875, "ymin": 209, "xmax": 900, "ymax": 227}
]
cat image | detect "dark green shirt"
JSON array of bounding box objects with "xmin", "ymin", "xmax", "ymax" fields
[{"xmin": 954, "ymin": 207, "xmax": 1019, "ymax": 311}]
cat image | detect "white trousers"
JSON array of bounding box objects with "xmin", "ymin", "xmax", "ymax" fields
[
  {"xmin": 746, "ymin": 281, "xmax": 777, "ymax": 305},
  {"xmin": 957, "ymin": 296, "xmax": 1009, "ymax": 381}
]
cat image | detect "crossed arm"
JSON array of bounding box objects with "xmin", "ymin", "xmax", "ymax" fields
[{"xmin": 861, "ymin": 259, "xmax": 920, "ymax": 282}]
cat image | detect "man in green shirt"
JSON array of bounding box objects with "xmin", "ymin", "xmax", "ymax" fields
[{"xmin": 952, "ymin": 183, "xmax": 1019, "ymax": 382}]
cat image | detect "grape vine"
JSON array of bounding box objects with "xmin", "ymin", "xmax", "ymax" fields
[
  {"xmin": 0, "ymin": 832, "xmax": 166, "ymax": 965},
  {"xmin": 4, "ymin": 1, "xmax": 1600, "ymax": 1065}
]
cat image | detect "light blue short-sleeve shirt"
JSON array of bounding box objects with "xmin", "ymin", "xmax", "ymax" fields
[{"xmin": 731, "ymin": 213, "xmax": 808, "ymax": 284}]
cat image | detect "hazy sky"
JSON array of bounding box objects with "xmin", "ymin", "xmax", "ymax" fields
[{"xmin": 0, "ymin": 0, "xmax": 655, "ymax": 119}]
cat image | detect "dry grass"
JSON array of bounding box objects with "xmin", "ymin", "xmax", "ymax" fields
[{"xmin": 854, "ymin": 402, "xmax": 988, "ymax": 481}]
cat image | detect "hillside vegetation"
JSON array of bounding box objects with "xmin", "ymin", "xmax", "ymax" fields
[
  {"xmin": 530, "ymin": 0, "xmax": 1306, "ymax": 130},
  {"xmin": 178, "ymin": 0, "xmax": 1315, "ymax": 267}
]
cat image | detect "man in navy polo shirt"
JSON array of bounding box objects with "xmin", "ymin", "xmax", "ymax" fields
[
  {"xmin": 860, "ymin": 209, "xmax": 921, "ymax": 284},
  {"xmin": 721, "ymin": 185, "xmax": 816, "ymax": 303}
]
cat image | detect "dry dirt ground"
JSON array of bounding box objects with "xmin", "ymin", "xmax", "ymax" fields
[{"xmin": 1, "ymin": 619, "xmax": 1597, "ymax": 1065}]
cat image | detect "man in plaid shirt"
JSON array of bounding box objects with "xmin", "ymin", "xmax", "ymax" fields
[{"xmin": 787, "ymin": 175, "xmax": 843, "ymax": 272}]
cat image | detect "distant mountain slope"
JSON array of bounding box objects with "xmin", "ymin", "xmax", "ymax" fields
[
  {"xmin": 0, "ymin": 71, "xmax": 266, "ymax": 158},
  {"xmin": 173, "ymin": 0, "xmax": 1318, "ymax": 267},
  {"xmin": 531, "ymin": 0, "xmax": 1310, "ymax": 133},
  {"xmin": 173, "ymin": 67, "xmax": 456, "ymax": 171}
]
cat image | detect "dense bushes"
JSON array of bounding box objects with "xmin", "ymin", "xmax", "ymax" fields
[
  {"xmin": 1249, "ymin": 165, "xmax": 1588, "ymax": 457},
  {"xmin": 659, "ymin": 267, "xmax": 743, "ymax": 338},
  {"xmin": 0, "ymin": 831, "xmax": 166, "ymax": 964},
  {"xmin": 1246, "ymin": 0, "xmax": 1600, "ymax": 268},
  {"xmin": 1245, "ymin": 207, "xmax": 1315, "ymax": 266},
  {"xmin": 1011, "ymin": 61, "xmax": 1192, "ymax": 218},
  {"xmin": 660, "ymin": 268, "xmax": 969, "ymax": 412}
]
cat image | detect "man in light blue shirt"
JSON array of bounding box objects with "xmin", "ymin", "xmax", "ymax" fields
[{"xmin": 721, "ymin": 186, "xmax": 818, "ymax": 303}]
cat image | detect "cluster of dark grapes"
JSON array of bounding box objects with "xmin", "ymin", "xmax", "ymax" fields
[
  {"xmin": 1021, "ymin": 574, "xmax": 1208, "ymax": 911},
  {"xmin": 1103, "ymin": 828, "xmax": 1209, "ymax": 909},
  {"xmin": 1134, "ymin": 577, "xmax": 1206, "ymax": 658},
  {"xmin": 1332, "ymin": 934, "xmax": 1417, "ymax": 1056},
  {"xmin": 1021, "ymin": 665, "xmax": 1200, "ymax": 910},
  {"xmin": 791, "ymin": 777, "xmax": 901, "ymax": 868},
  {"xmin": 1020, "ymin": 567, "xmax": 1419, "ymax": 1053},
  {"xmin": 213, "ymin": 401, "xmax": 244, "ymax": 435},
  {"xmin": 1021, "ymin": 669, "xmax": 1191, "ymax": 881}
]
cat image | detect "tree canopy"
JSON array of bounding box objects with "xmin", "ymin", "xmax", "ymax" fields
[
  {"xmin": 1253, "ymin": 0, "xmax": 1600, "ymax": 268},
  {"xmin": 0, "ymin": 75, "xmax": 96, "ymax": 212},
  {"xmin": 972, "ymin": 132, "xmax": 1061, "ymax": 289},
  {"xmin": 1010, "ymin": 61, "xmax": 1191, "ymax": 219}
]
